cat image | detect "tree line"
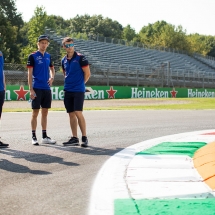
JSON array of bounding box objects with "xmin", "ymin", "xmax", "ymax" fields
[{"xmin": 1, "ymin": 0, "xmax": 215, "ymax": 65}]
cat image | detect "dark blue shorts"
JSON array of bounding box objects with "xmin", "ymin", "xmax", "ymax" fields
[
  {"xmin": 64, "ymin": 91, "xmax": 85, "ymax": 113},
  {"xmin": 0, "ymin": 90, "xmax": 5, "ymax": 117},
  {"xmin": 31, "ymin": 89, "xmax": 52, "ymax": 109}
]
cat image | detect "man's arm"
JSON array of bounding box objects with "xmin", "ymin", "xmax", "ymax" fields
[
  {"xmin": 48, "ymin": 66, "xmax": 55, "ymax": 86},
  {"xmin": 3, "ymin": 73, "xmax": 6, "ymax": 91},
  {"xmin": 82, "ymin": 66, "xmax": 91, "ymax": 84},
  {"xmin": 28, "ymin": 67, "xmax": 36, "ymax": 99},
  {"xmin": 62, "ymin": 69, "xmax": 66, "ymax": 77}
]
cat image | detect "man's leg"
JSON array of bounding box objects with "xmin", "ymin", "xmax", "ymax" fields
[
  {"xmin": 0, "ymin": 90, "xmax": 5, "ymax": 121},
  {"xmin": 69, "ymin": 112, "xmax": 78, "ymax": 137},
  {"xmin": 41, "ymin": 108, "xmax": 56, "ymax": 144},
  {"xmin": 31, "ymin": 109, "xmax": 39, "ymax": 145},
  {"xmin": 0, "ymin": 90, "xmax": 8, "ymax": 148},
  {"xmin": 41, "ymin": 108, "xmax": 48, "ymax": 130},
  {"xmin": 75, "ymin": 111, "xmax": 88, "ymax": 147},
  {"xmin": 63, "ymin": 91, "xmax": 79, "ymax": 146},
  {"xmin": 31, "ymin": 109, "xmax": 39, "ymax": 130},
  {"xmin": 75, "ymin": 111, "xmax": 86, "ymax": 137},
  {"xmin": 73, "ymin": 92, "xmax": 88, "ymax": 147}
]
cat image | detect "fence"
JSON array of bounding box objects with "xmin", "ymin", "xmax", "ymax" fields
[{"xmin": 4, "ymin": 63, "xmax": 215, "ymax": 89}]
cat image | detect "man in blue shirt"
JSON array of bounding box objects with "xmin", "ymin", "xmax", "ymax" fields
[
  {"xmin": 61, "ymin": 37, "xmax": 91, "ymax": 147},
  {"xmin": 0, "ymin": 50, "xmax": 8, "ymax": 148},
  {"xmin": 27, "ymin": 35, "xmax": 56, "ymax": 146}
]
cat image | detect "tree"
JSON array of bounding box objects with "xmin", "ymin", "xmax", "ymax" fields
[
  {"xmin": 138, "ymin": 21, "xmax": 191, "ymax": 52},
  {"xmin": 70, "ymin": 14, "xmax": 123, "ymax": 39},
  {"xmin": 157, "ymin": 25, "xmax": 190, "ymax": 52},
  {"xmin": 0, "ymin": 14, "xmax": 18, "ymax": 62},
  {"xmin": 187, "ymin": 34, "xmax": 211, "ymax": 56},
  {"xmin": 200, "ymin": 35, "xmax": 215, "ymax": 57},
  {"xmin": 47, "ymin": 15, "xmax": 71, "ymax": 36},
  {"xmin": 20, "ymin": 7, "xmax": 70, "ymax": 66},
  {"xmin": 20, "ymin": 6, "xmax": 49, "ymax": 63},
  {"xmin": 70, "ymin": 14, "xmax": 91, "ymax": 34},
  {"xmin": 0, "ymin": 0, "xmax": 24, "ymax": 63},
  {"xmin": 122, "ymin": 25, "xmax": 136, "ymax": 42},
  {"xmin": 139, "ymin": 21, "xmax": 168, "ymax": 45},
  {"xmin": 0, "ymin": 0, "xmax": 23, "ymax": 28}
]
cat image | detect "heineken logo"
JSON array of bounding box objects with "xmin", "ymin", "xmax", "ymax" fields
[
  {"xmin": 188, "ymin": 89, "xmax": 215, "ymax": 97},
  {"xmin": 131, "ymin": 88, "xmax": 170, "ymax": 98}
]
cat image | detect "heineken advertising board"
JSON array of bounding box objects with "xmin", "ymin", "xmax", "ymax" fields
[{"xmin": 4, "ymin": 85, "xmax": 215, "ymax": 101}]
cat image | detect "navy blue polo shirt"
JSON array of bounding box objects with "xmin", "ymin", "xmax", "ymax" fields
[
  {"xmin": 61, "ymin": 51, "xmax": 89, "ymax": 92},
  {"xmin": 0, "ymin": 51, "xmax": 4, "ymax": 91},
  {"xmin": 27, "ymin": 51, "xmax": 54, "ymax": 90}
]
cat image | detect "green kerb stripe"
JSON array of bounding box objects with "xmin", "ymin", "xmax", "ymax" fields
[
  {"xmin": 136, "ymin": 142, "xmax": 206, "ymax": 157},
  {"xmin": 114, "ymin": 199, "xmax": 215, "ymax": 215}
]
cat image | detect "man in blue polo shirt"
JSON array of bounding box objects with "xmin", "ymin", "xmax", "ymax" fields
[
  {"xmin": 61, "ymin": 37, "xmax": 91, "ymax": 147},
  {"xmin": 0, "ymin": 50, "xmax": 8, "ymax": 148},
  {"xmin": 27, "ymin": 35, "xmax": 56, "ymax": 145}
]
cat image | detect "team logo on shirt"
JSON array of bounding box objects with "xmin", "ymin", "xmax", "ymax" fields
[{"xmin": 36, "ymin": 56, "xmax": 42, "ymax": 61}]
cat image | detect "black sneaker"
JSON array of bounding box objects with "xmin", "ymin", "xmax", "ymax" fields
[
  {"xmin": 81, "ymin": 137, "xmax": 88, "ymax": 148},
  {"xmin": 32, "ymin": 137, "xmax": 39, "ymax": 146},
  {"xmin": 0, "ymin": 141, "xmax": 9, "ymax": 148},
  {"xmin": 63, "ymin": 137, "xmax": 79, "ymax": 146}
]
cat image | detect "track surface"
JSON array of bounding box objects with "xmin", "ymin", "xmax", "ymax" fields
[{"xmin": 0, "ymin": 108, "xmax": 215, "ymax": 215}]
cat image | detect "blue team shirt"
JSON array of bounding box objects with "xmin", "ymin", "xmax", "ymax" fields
[
  {"xmin": 61, "ymin": 51, "xmax": 89, "ymax": 92},
  {"xmin": 27, "ymin": 51, "xmax": 54, "ymax": 90},
  {"xmin": 0, "ymin": 51, "xmax": 4, "ymax": 91}
]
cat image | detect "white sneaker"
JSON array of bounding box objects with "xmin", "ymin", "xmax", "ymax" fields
[
  {"xmin": 41, "ymin": 137, "xmax": 56, "ymax": 144},
  {"xmin": 32, "ymin": 137, "xmax": 39, "ymax": 145}
]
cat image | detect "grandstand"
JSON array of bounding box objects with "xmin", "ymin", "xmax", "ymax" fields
[
  {"xmin": 193, "ymin": 53, "xmax": 215, "ymax": 70},
  {"xmin": 72, "ymin": 38, "xmax": 215, "ymax": 88},
  {"xmin": 4, "ymin": 29, "xmax": 215, "ymax": 89}
]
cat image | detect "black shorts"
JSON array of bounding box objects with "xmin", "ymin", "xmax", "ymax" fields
[
  {"xmin": 0, "ymin": 90, "xmax": 5, "ymax": 117},
  {"xmin": 64, "ymin": 91, "xmax": 85, "ymax": 113},
  {"xmin": 31, "ymin": 89, "xmax": 52, "ymax": 109}
]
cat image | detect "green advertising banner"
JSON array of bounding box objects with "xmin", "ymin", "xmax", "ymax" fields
[{"xmin": 4, "ymin": 85, "xmax": 215, "ymax": 101}]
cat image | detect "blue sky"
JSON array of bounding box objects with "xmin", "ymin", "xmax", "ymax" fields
[{"xmin": 16, "ymin": 0, "xmax": 215, "ymax": 36}]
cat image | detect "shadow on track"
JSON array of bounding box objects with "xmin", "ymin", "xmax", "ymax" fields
[{"xmin": 0, "ymin": 148, "xmax": 79, "ymax": 174}]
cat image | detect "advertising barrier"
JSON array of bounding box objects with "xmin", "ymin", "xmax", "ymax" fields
[{"xmin": 4, "ymin": 85, "xmax": 215, "ymax": 101}]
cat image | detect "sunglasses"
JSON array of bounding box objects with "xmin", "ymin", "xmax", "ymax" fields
[{"xmin": 64, "ymin": 43, "xmax": 74, "ymax": 48}]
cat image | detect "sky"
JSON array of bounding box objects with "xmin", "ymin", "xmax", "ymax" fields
[{"xmin": 15, "ymin": 0, "xmax": 215, "ymax": 36}]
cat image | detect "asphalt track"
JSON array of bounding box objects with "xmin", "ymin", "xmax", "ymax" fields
[{"xmin": 0, "ymin": 110, "xmax": 215, "ymax": 215}]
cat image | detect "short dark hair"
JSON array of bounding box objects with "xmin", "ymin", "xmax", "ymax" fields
[
  {"xmin": 38, "ymin": 35, "xmax": 49, "ymax": 42},
  {"xmin": 62, "ymin": 37, "xmax": 74, "ymax": 45}
]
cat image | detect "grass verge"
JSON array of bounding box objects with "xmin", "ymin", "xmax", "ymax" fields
[{"xmin": 3, "ymin": 98, "xmax": 215, "ymax": 112}]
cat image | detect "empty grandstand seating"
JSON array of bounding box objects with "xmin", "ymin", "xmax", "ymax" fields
[
  {"xmin": 74, "ymin": 39, "xmax": 215, "ymax": 73},
  {"xmin": 193, "ymin": 53, "xmax": 215, "ymax": 70},
  {"xmin": 45, "ymin": 29, "xmax": 215, "ymax": 88}
]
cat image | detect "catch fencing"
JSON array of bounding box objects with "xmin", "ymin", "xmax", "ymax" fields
[{"xmin": 4, "ymin": 63, "xmax": 215, "ymax": 88}]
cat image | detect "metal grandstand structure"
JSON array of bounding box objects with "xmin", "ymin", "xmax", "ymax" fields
[
  {"xmin": 45, "ymin": 28, "xmax": 215, "ymax": 88},
  {"xmin": 4, "ymin": 29, "xmax": 215, "ymax": 88}
]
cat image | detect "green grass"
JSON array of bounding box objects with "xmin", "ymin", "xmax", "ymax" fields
[
  {"xmin": 3, "ymin": 98, "xmax": 215, "ymax": 112},
  {"xmin": 3, "ymin": 108, "xmax": 33, "ymax": 112},
  {"xmin": 83, "ymin": 98, "xmax": 215, "ymax": 110}
]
